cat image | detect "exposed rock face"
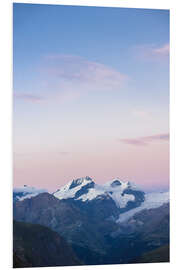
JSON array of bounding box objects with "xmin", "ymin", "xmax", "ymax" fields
[
  {"xmin": 13, "ymin": 178, "xmax": 169, "ymax": 266},
  {"xmin": 13, "ymin": 192, "xmax": 119, "ymax": 255}
]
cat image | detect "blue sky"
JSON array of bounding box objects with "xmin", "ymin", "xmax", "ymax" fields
[{"xmin": 13, "ymin": 3, "xmax": 169, "ymax": 191}]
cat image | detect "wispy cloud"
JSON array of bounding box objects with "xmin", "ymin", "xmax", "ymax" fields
[
  {"xmin": 132, "ymin": 109, "xmax": 151, "ymax": 119},
  {"xmin": 135, "ymin": 43, "xmax": 169, "ymax": 61},
  {"xmin": 14, "ymin": 92, "xmax": 45, "ymax": 103},
  {"xmin": 58, "ymin": 151, "xmax": 70, "ymax": 156},
  {"xmin": 42, "ymin": 54, "xmax": 127, "ymax": 91},
  {"xmin": 120, "ymin": 133, "xmax": 169, "ymax": 146},
  {"xmin": 14, "ymin": 151, "xmax": 70, "ymax": 157},
  {"xmin": 152, "ymin": 44, "xmax": 169, "ymax": 56},
  {"xmin": 14, "ymin": 55, "xmax": 128, "ymax": 105}
]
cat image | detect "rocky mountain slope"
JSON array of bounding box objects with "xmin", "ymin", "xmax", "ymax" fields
[
  {"xmin": 13, "ymin": 192, "xmax": 119, "ymax": 258},
  {"xmin": 13, "ymin": 177, "xmax": 169, "ymax": 265},
  {"xmin": 104, "ymin": 203, "xmax": 169, "ymax": 264},
  {"xmin": 132, "ymin": 244, "xmax": 169, "ymax": 263},
  {"xmin": 13, "ymin": 220, "xmax": 80, "ymax": 268}
]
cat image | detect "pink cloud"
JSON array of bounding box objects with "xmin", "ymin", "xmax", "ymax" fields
[
  {"xmin": 14, "ymin": 92, "xmax": 45, "ymax": 103},
  {"xmin": 120, "ymin": 133, "xmax": 169, "ymax": 146},
  {"xmin": 58, "ymin": 152, "xmax": 70, "ymax": 156},
  {"xmin": 132, "ymin": 109, "xmax": 151, "ymax": 119}
]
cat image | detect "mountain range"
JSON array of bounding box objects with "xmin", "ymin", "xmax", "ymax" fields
[{"xmin": 13, "ymin": 176, "xmax": 169, "ymax": 266}]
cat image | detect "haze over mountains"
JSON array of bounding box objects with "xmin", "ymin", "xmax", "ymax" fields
[{"xmin": 13, "ymin": 176, "xmax": 169, "ymax": 267}]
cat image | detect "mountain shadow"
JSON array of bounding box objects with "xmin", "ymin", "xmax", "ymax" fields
[{"xmin": 13, "ymin": 220, "xmax": 81, "ymax": 268}]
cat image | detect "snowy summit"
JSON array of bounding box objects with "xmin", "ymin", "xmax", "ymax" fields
[{"xmin": 53, "ymin": 176, "xmax": 143, "ymax": 209}]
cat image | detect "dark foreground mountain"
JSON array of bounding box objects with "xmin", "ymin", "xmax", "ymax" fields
[
  {"xmin": 132, "ymin": 244, "xmax": 169, "ymax": 263},
  {"xmin": 13, "ymin": 177, "xmax": 169, "ymax": 265},
  {"xmin": 13, "ymin": 220, "xmax": 81, "ymax": 268}
]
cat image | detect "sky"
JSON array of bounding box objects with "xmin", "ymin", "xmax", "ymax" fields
[{"xmin": 13, "ymin": 3, "xmax": 169, "ymax": 192}]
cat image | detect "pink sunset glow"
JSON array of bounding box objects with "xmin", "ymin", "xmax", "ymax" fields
[
  {"xmin": 14, "ymin": 6, "xmax": 169, "ymax": 192},
  {"xmin": 14, "ymin": 133, "xmax": 169, "ymax": 192}
]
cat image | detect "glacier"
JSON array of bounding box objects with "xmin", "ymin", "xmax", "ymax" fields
[{"xmin": 116, "ymin": 191, "xmax": 169, "ymax": 223}]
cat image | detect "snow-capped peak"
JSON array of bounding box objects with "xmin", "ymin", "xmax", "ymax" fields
[
  {"xmin": 69, "ymin": 176, "xmax": 93, "ymax": 188},
  {"xmin": 103, "ymin": 178, "xmax": 129, "ymax": 189},
  {"xmin": 53, "ymin": 176, "xmax": 94, "ymax": 200},
  {"xmin": 53, "ymin": 177, "xmax": 144, "ymax": 209},
  {"xmin": 103, "ymin": 178, "xmax": 140, "ymax": 190},
  {"xmin": 13, "ymin": 185, "xmax": 47, "ymax": 202}
]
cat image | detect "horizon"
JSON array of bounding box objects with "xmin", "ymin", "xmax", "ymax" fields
[
  {"xmin": 13, "ymin": 4, "xmax": 169, "ymax": 192},
  {"xmin": 13, "ymin": 175, "xmax": 169, "ymax": 193}
]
